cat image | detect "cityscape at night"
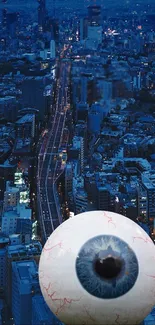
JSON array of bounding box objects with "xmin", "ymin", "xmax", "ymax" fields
[{"xmin": 0, "ymin": 0, "xmax": 155, "ymax": 324}]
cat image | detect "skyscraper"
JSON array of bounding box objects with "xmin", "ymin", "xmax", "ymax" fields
[
  {"xmin": 2, "ymin": 8, "xmax": 7, "ymax": 29},
  {"xmin": 80, "ymin": 17, "xmax": 89, "ymax": 40},
  {"xmin": 12, "ymin": 260, "xmax": 40, "ymax": 325},
  {"xmin": 38, "ymin": 0, "xmax": 46, "ymax": 32},
  {"xmin": 5, "ymin": 242, "xmax": 42, "ymax": 309},
  {"xmin": 50, "ymin": 39, "xmax": 56, "ymax": 59},
  {"xmin": 51, "ymin": 19, "xmax": 59, "ymax": 44},
  {"xmin": 88, "ymin": 5, "xmax": 102, "ymax": 26},
  {"xmin": 20, "ymin": 77, "xmax": 46, "ymax": 121},
  {"xmin": 32, "ymin": 295, "xmax": 61, "ymax": 325},
  {"xmin": 0, "ymin": 234, "xmax": 9, "ymax": 296},
  {"xmin": 6, "ymin": 12, "xmax": 20, "ymax": 38}
]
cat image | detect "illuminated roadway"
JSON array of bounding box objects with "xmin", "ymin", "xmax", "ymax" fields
[{"xmin": 37, "ymin": 61, "xmax": 70, "ymax": 243}]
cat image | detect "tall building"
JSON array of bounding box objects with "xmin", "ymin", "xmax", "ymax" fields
[
  {"xmin": 75, "ymin": 122, "xmax": 88, "ymax": 155},
  {"xmin": 51, "ymin": 19, "xmax": 59, "ymax": 44},
  {"xmin": 32, "ymin": 295, "xmax": 61, "ymax": 325},
  {"xmin": 0, "ymin": 246, "xmax": 6, "ymax": 292},
  {"xmin": 0, "ymin": 234, "xmax": 9, "ymax": 296},
  {"xmin": 3, "ymin": 181, "xmax": 20, "ymax": 212},
  {"xmin": 52, "ymin": 0, "xmax": 56, "ymax": 17},
  {"xmin": 80, "ymin": 72, "xmax": 94, "ymax": 104},
  {"xmin": 44, "ymin": 17, "xmax": 59, "ymax": 43},
  {"xmin": 80, "ymin": 75, "xmax": 88, "ymax": 103},
  {"xmin": 1, "ymin": 204, "xmax": 31, "ymax": 236},
  {"xmin": 0, "ymin": 160, "xmax": 17, "ymax": 200},
  {"xmin": 102, "ymin": 81, "xmax": 112, "ymax": 100},
  {"xmin": 50, "ymin": 39, "xmax": 56, "ymax": 59},
  {"xmin": 15, "ymin": 114, "xmax": 35, "ymax": 139},
  {"xmin": 16, "ymin": 218, "xmax": 32, "ymax": 244},
  {"xmin": 138, "ymin": 172, "xmax": 155, "ymax": 225},
  {"xmin": 5, "ymin": 242, "xmax": 42, "ymax": 308},
  {"xmin": 65, "ymin": 162, "xmax": 73, "ymax": 200},
  {"xmin": 21, "ymin": 77, "xmax": 46, "ymax": 120},
  {"xmin": 72, "ymin": 77, "xmax": 80, "ymax": 105},
  {"xmin": 80, "ymin": 17, "xmax": 89, "ymax": 40},
  {"xmin": 72, "ymin": 136, "xmax": 84, "ymax": 174},
  {"xmin": 6, "ymin": 12, "xmax": 20, "ymax": 38},
  {"xmin": 84, "ymin": 5, "xmax": 102, "ymax": 49},
  {"xmin": 88, "ymin": 5, "xmax": 102, "ymax": 26},
  {"xmin": 12, "ymin": 260, "xmax": 40, "ymax": 325},
  {"xmin": 0, "ymin": 303, "xmax": 2, "ymax": 325},
  {"xmin": 87, "ymin": 25, "xmax": 102, "ymax": 45},
  {"xmin": 0, "ymin": 96, "xmax": 18, "ymax": 122},
  {"xmin": 88, "ymin": 110, "xmax": 101, "ymax": 134},
  {"xmin": 75, "ymin": 189, "xmax": 88, "ymax": 215},
  {"xmin": 76, "ymin": 103, "xmax": 89, "ymax": 122},
  {"xmin": 97, "ymin": 186, "xmax": 111, "ymax": 210},
  {"xmin": 11, "ymin": 259, "xmax": 61, "ymax": 325},
  {"xmin": 2, "ymin": 8, "xmax": 7, "ymax": 29},
  {"xmin": 38, "ymin": 0, "xmax": 46, "ymax": 32},
  {"xmin": 133, "ymin": 73, "xmax": 142, "ymax": 91},
  {"xmin": 84, "ymin": 172, "xmax": 96, "ymax": 203}
]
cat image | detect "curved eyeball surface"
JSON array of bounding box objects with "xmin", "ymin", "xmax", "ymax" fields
[{"xmin": 39, "ymin": 211, "xmax": 155, "ymax": 325}]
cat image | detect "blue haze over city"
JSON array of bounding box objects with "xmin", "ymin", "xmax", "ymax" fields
[{"xmin": 0, "ymin": 0, "xmax": 155, "ymax": 324}]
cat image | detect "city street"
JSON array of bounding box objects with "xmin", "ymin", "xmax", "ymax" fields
[{"xmin": 37, "ymin": 61, "xmax": 70, "ymax": 243}]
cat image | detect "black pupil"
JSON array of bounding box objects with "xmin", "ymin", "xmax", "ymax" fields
[{"xmin": 94, "ymin": 256, "xmax": 122, "ymax": 279}]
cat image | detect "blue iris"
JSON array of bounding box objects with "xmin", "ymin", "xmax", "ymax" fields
[{"xmin": 75, "ymin": 235, "xmax": 139, "ymax": 299}]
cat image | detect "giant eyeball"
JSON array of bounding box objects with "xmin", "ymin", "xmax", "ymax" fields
[{"xmin": 38, "ymin": 211, "xmax": 155, "ymax": 325}]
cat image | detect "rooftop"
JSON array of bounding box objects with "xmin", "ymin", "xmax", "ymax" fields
[
  {"xmin": 0, "ymin": 233, "xmax": 9, "ymax": 244},
  {"xmin": 5, "ymin": 186, "xmax": 19, "ymax": 194},
  {"xmin": 12, "ymin": 260, "xmax": 39, "ymax": 293},
  {"xmin": 16, "ymin": 114, "xmax": 34, "ymax": 124},
  {"xmin": 0, "ymin": 159, "xmax": 16, "ymax": 168},
  {"xmin": 0, "ymin": 96, "xmax": 16, "ymax": 103},
  {"xmin": 7, "ymin": 241, "xmax": 42, "ymax": 258}
]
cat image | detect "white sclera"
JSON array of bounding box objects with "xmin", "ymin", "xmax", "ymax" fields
[{"xmin": 39, "ymin": 210, "xmax": 155, "ymax": 325}]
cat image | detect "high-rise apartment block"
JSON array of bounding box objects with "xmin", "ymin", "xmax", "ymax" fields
[{"xmin": 38, "ymin": 0, "xmax": 46, "ymax": 32}]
